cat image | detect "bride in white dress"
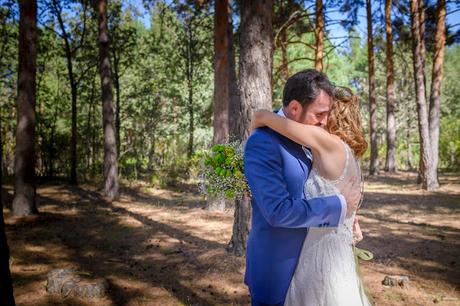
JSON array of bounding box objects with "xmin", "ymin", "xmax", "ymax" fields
[{"xmin": 253, "ymin": 87, "xmax": 372, "ymax": 306}]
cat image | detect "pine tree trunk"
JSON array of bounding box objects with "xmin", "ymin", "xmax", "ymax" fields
[
  {"xmin": 70, "ymin": 83, "xmax": 77, "ymax": 184},
  {"xmin": 212, "ymin": 0, "xmax": 230, "ymax": 145},
  {"xmin": 85, "ymin": 99, "xmax": 92, "ymax": 175},
  {"xmin": 13, "ymin": 0, "xmax": 38, "ymax": 216},
  {"xmin": 228, "ymin": 12, "xmax": 241, "ymax": 141},
  {"xmin": 186, "ymin": 20, "xmax": 195, "ymax": 161},
  {"xmin": 187, "ymin": 80, "xmax": 194, "ymax": 160},
  {"xmin": 419, "ymin": 0, "xmax": 427, "ymax": 98},
  {"xmin": 48, "ymin": 101, "xmax": 59, "ymax": 178},
  {"xmin": 232, "ymin": 0, "xmax": 273, "ymax": 140},
  {"xmin": 85, "ymin": 76, "xmax": 96, "ymax": 177},
  {"xmin": 52, "ymin": 0, "xmax": 78, "ymax": 185},
  {"xmin": 428, "ymin": 0, "xmax": 445, "ymax": 188},
  {"xmin": 416, "ymin": 0, "xmax": 428, "ymax": 184},
  {"xmin": 0, "ymin": 65, "xmax": 15, "ymax": 306},
  {"xmin": 97, "ymin": 0, "xmax": 119, "ymax": 201},
  {"xmin": 227, "ymin": 0, "xmax": 273, "ymax": 256},
  {"xmin": 226, "ymin": 3, "xmax": 244, "ymax": 223},
  {"xmin": 407, "ymin": 117, "xmax": 414, "ymax": 170},
  {"xmin": 410, "ymin": 0, "xmax": 437, "ymax": 190},
  {"xmin": 208, "ymin": 0, "xmax": 231, "ymax": 212},
  {"xmin": 314, "ymin": 0, "xmax": 324, "ymax": 71},
  {"xmin": 408, "ymin": 143, "xmax": 413, "ymax": 170},
  {"xmin": 113, "ymin": 53, "xmax": 121, "ymax": 157},
  {"xmin": 0, "ymin": 200, "xmax": 15, "ymax": 305},
  {"xmin": 226, "ymin": 194, "xmax": 251, "ymax": 256},
  {"xmin": 91, "ymin": 93, "xmax": 97, "ymax": 178},
  {"xmin": 384, "ymin": 0, "xmax": 396, "ymax": 172},
  {"xmin": 366, "ymin": 0, "xmax": 379, "ymax": 176},
  {"xmin": 148, "ymin": 134, "xmax": 155, "ymax": 171}
]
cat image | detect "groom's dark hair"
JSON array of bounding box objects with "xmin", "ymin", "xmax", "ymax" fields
[{"xmin": 282, "ymin": 69, "xmax": 335, "ymax": 107}]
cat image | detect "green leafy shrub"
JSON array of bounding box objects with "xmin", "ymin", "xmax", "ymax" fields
[{"xmin": 200, "ymin": 142, "xmax": 249, "ymax": 199}]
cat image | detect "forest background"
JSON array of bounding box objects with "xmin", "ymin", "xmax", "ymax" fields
[
  {"xmin": 0, "ymin": 0, "xmax": 459, "ymax": 305},
  {"xmin": 1, "ymin": 0, "xmax": 459, "ymax": 188}
]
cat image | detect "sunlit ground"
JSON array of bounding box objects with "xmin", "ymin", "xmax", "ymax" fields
[{"xmin": 3, "ymin": 171, "xmax": 459, "ymax": 305}]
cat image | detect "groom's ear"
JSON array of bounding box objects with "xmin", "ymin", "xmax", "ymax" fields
[{"xmin": 287, "ymin": 100, "xmax": 303, "ymax": 119}]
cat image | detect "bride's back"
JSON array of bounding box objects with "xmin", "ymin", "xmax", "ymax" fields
[{"xmin": 306, "ymin": 141, "xmax": 362, "ymax": 210}]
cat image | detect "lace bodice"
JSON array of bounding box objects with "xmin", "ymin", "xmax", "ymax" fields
[
  {"xmin": 305, "ymin": 141, "xmax": 360, "ymax": 240},
  {"xmin": 304, "ymin": 139, "xmax": 351, "ymax": 198}
]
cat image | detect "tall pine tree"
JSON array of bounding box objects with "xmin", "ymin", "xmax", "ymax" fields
[{"xmin": 13, "ymin": 0, "xmax": 38, "ymax": 216}]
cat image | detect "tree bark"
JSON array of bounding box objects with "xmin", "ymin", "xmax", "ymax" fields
[
  {"xmin": 0, "ymin": 194, "xmax": 15, "ymax": 305},
  {"xmin": 113, "ymin": 52, "xmax": 121, "ymax": 157},
  {"xmin": 97, "ymin": 0, "xmax": 119, "ymax": 201},
  {"xmin": 90, "ymin": 89, "xmax": 97, "ymax": 178},
  {"xmin": 187, "ymin": 79, "xmax": 194, "ymax": 160},
  {"xmin": 212, "ymin": 0, "xmax": 230, "ymax": 145},
  {"xmin": 226, "ymin": 194, "xmax": 251, "ymax": 256},
  {"xmin": 416, "ymin": 0, "xmax": 428, "ymax": 184},
  {"xmin": 185, "ymin": 19, "xmax": 195, "ymax": 161},
  {"xmin": 410, "ymin": 0, "xmax": 437, "ymax": 190},
  {"xmin": 208, "ymin": 0, "xmax": 231, "ymax": 212},
  {"xmin": 232, "ymin": 0, "xmax": 273, "ymax": 140},
  {"xmin": 70, "ymin": 81, "xmax": 77, "ymax": 184},
  {"xmin": 47, "ymin": 80, "xmax": 61, "ymax": 178},
  {"xmin": 228, "ymin": 9, "xmax": 241, "ymax": 141},
  {"xmin": 366, "ymin": 0, "xmax": 379, "ymax": 176},
  {"xmin": 227, "ymin": 0, "xmax": 273, "ymax": 256},
  {"xmin": 314, "ymin": 0, "xmax": 324, "ymax": 71},
  {"xmin": 419, "ymin": 0, "xmax": 427, "ymax": 99},
  {"xmin": 13, "ymin": 0, "xmax": 38, "ymax": 216},
  {"xmin": 86, "ymin": 75, "xmax": 97, "ymax": 178},
  {"xmin": 0, "ymin": 61, "xmax": 15, "ymax": 306},
  {"xmin": 0, "ymin": 220, "xmax": 15, "ymax": 306},
  {"xmin": 384, "ymin": 0, "xmax": 396, "ymax": 172},
  {"xmin": 406, "ymin": 116, "xmax": 414, "ymax": 170},
  {"xmin": 428, "ymin": 0, "xmax": 445, "ymax": 188}
]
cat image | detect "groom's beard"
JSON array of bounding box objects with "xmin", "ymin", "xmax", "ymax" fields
[{"xmin": 299, "ymin": 108, "xmax": 308, "ymax": 124}]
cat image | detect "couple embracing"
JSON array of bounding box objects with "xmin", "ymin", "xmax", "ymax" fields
[{"xmin": 244, "ymin": 69, "xmax": 371, "ymax": 306}]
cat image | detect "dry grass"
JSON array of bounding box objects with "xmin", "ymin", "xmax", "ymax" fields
[{"xmin": 3, "ymin": 171, "xmax": 460, "ymax": 305}]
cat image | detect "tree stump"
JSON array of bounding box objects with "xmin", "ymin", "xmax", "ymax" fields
[{"xmin": 46, "ymin": 268, "xmax": 108, "ymax": 299}]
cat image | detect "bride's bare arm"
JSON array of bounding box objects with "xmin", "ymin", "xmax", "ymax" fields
[{"xmin": 252, "ymin": 110, "xmax": 342, "ymax": 155}]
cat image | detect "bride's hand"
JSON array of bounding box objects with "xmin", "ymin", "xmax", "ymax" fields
[
  {"xmin": 352, "ymin": 216, "xmax": 363, "ymax": 245},
  {"xmin": 251, "ymin": 109, "xmax": 270, "ymax": 130}
]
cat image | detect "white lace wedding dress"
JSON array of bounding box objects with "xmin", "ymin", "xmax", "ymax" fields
[{"xmin": 285, "ymin": 141, "xmax": 371, "ymax": 306}]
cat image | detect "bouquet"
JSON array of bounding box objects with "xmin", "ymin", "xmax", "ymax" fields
[{"xmin": 200, "ymin": 142, "xmax": 250, "ymax": 199}]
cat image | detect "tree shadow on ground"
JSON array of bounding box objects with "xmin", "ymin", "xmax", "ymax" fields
[
  {"xmin": 362, "ymin": 191, "xmax": 460, "ymax": 218},
  {"xmin": 4, "ymin": 184, "xmax": 248, "ymax": 306},
  {"xmin": 4, "ymin": 178, "xmax": 459, "ymax": 305},
  {"xmin": 364, "ymin": 171, "xmax": 460, "ymax": 188},
  {"xmin": 118, "ymin": 185, "xmax": 205, "ymax": 211},
  {"xmin": 358, "ymin": 189, "xmax": 460, "ymax": 289}
]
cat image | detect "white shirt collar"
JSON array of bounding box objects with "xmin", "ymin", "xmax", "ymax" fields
[{"xmin": 277, "ymin": 108, "xmax": 286, "ymax": 117}]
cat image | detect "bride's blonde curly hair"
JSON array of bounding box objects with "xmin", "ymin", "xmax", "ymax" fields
[{"xmin": 326, "ymin": 86, "xmax": 368, "ymax": 158}]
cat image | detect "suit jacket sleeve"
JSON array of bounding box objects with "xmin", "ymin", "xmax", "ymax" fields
[{"xmin": 244, "ymin": 130, "xmax": 343, "ymax": 228}]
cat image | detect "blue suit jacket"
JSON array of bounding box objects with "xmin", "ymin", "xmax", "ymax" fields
[{"xmin": 244, "ymin": 127, "xmax": 343, "ymax": 304}]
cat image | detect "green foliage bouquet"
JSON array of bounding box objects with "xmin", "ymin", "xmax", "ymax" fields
[{"xmin": 200, "ymin": 142, "xmax": 250, "ymax": 199}]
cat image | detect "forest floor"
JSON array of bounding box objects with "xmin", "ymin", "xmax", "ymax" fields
[{"xmin": 3, "ymin": 171, "xmax": 460, "ymax": 306}]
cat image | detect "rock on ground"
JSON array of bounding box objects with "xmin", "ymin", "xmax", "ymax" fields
[{"xmin": 46, "ymin": 268, "xmax": 108, "ymax": 299}]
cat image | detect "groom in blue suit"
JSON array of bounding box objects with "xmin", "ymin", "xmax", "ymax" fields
[{"xmin": 244, "ymin": 69, "xmax": 360, "ymax": 306}]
